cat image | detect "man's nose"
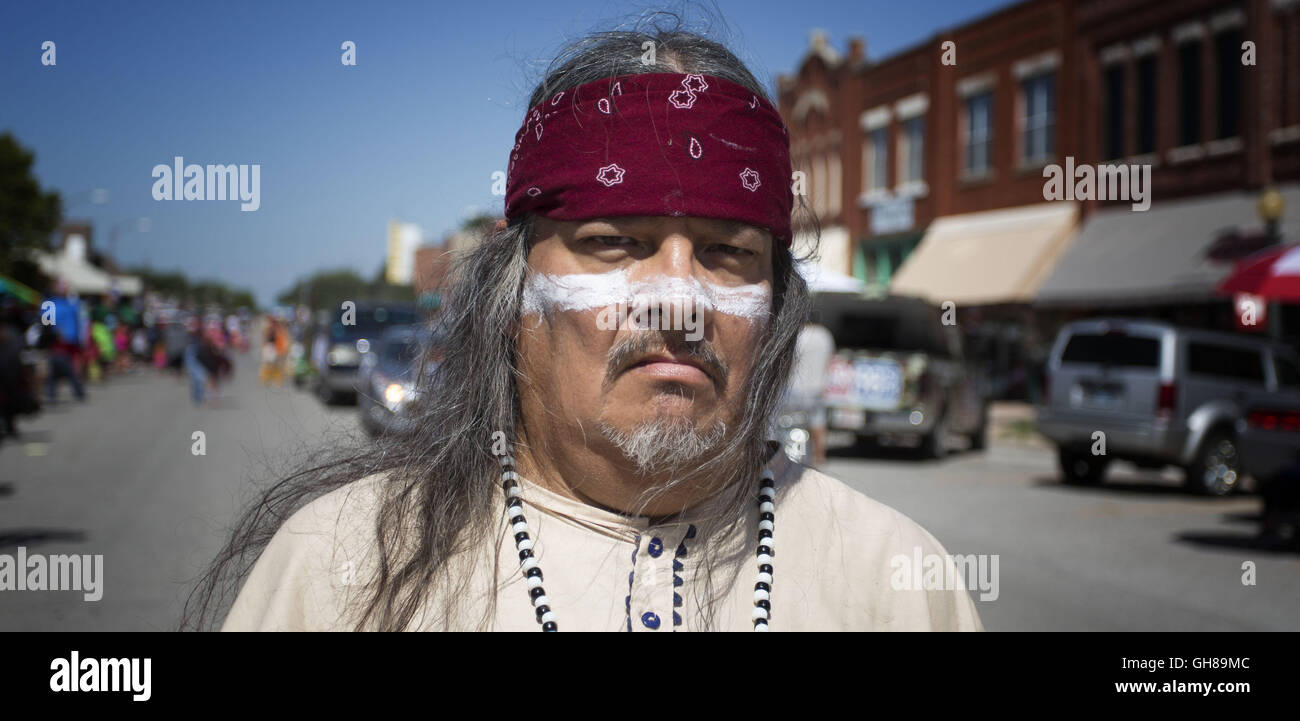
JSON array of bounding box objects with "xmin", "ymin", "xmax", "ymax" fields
[{"xmin": 628, "ymin": 236, "xmax": 707, "ymax": 331}]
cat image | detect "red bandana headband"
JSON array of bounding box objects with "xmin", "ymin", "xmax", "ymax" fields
[{"xmin": 504, "ymin": 73, "xmax": 794, "ymax": 246}]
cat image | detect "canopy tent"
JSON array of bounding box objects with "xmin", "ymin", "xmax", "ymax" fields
[
  {"xmin": 32, "ymin": 250, "xmax": 143, "ymax": 297},
  {"xmin": 1217, "ymin": 243, "xmax": 1300, "ymax": 300},
  {"xmin": 796, "ymin": 258, "xmax": 866, "ymax": 294},
  {"xmin": 0, "ymin": 274, "xmax": 42, "ymax": 305}
]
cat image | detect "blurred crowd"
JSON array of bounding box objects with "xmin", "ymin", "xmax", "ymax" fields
[{"xmin": 0, "ymin": 283, "xmax": 253, "ymax": 444}]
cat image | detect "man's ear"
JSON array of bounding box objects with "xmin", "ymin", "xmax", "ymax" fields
[{"xmin": 494, "ymin": 218, "xmax": 508, "ymax": 233}]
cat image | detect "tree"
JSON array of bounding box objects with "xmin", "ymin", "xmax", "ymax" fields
[
  {"xmin": 128, "ymin": 267, "xmax": 190, "ymax": 298},
  {"xmin": 276, "ymin": 269, "xmax": 369, "ymax": 312},
  {"xmin": 461, "ymin": 213, "xmax": 497, "ymax": 233},
  {"xmin": 0, "ymin": 133, "xmax": 62, "ymax": 287},
  {"xmin": 278, "ymin": 267, "xmax": 414, "ymax": 312},
  {"xmin": 127, "ymin": 265, "xmax": 258, "ymax": 311}
]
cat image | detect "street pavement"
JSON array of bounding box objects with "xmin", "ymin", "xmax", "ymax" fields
[
  {"xmin": 0, "ymin": 351, "xmax": 362, "ymax": 631},
  {"xmin": 830, "ymin": 443, "xmax": 1299, "ymax": 631},
  {"xmin": 1, "ymin": 355, "xmax": 1296, "ymax": 631}
]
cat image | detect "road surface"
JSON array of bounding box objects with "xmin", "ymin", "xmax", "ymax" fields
[{"xmin": 1, "ymin": 355, "xmax": 1296, "ymax": 631}]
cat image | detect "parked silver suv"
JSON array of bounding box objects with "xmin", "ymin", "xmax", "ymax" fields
[{"xmin": 1037, "ymin": 318, "xmax": 1300, "ymax": 495}]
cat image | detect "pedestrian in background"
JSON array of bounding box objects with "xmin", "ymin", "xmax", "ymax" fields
[
  {"xmin": 0, "ymin": 309, "xmax": 32, "ymax": 441},
  {"xmin": 784, "ymin": 321, "xmax": 836, "ymax": 468},
  {"xmin": 183, "ymin": 321, "xmax": 209, "ymax": 405},
  {"xmin": 41, "ymin": 285, "xmax": 87, "ymax": 402},
  {"xmin": 259, "ymin": 318, "xmax": 288, "ymax": 386}
]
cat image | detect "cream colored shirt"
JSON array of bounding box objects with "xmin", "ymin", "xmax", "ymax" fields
[{"xmin": 222, "ymin": 450, "xmax": 983, "ymax": 631}]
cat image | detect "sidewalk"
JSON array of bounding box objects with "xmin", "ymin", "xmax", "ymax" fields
[{"xmin": 988, "ymin": 401, "xmax": 1050, "ymax": 450}]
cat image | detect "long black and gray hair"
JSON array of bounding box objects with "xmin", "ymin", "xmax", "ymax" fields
[{"xmin": 182, "ymin": 16, "xmax": 818, "ymax": 631}]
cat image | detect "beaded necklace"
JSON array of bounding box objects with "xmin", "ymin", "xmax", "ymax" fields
[{"xmin": 497, "ymin": 452, "xmax": 776, "ymax": 631}]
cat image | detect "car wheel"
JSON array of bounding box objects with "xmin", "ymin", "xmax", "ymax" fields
[
  {"xmin": 1059, "ymin": 448, "xmax": 1109, "ymax": 485},
  {"xmin": 919, "ymin": 414, "xmax": 948, "ymax": 459},
  {"xmin": 1185, "ymin": 431, "xmax": 1241, "ymax": 497},
  {"xmin": 852, "ymin": 434, "xmax": 879, "ymax": 455},
  {"xmin": 968, "ymin": 408, "xmax": 989, "ymax": 451}
]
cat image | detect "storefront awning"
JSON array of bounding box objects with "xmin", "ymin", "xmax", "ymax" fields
[
  {"xmin": 890, "ymin": 202, "xmax": 1078, "ymax": 305},
  {"xmin": 1035, "ymin": 186, "xmax": 1300, "ymax": 306}
]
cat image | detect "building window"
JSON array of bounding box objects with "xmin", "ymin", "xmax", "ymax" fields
[
  {"xmin": 1178, "ymin": 40, "xmax": 1202, "ymax": 146},
  {"xmin": 1214, "ymin": 28, "xmax": 1241, "ymax": 139},
  {"xmin": 898, "ymin": 115, "xmax": 925, "ymax": 185},
  {"xmin": 964, "ymin": 91, "xmax": 993, "ymax": 176},
  {"xmin": 1020, "ymin": 72, "xmax": 1055, "ymax": 165},
  {"xmin": 1283, "ymin": 8, "xmax": 1299, "ymax": 129},
  {"xmin": 1103, "ymin": 64, "xmax": 1126, "ymax": 160},
  {"xmin": 1136, "ymin": 55, "xmax": 1157, "ymax": 155},
  {"xmin": 867, "ymin": 127, "xmax": 889, "ymax": 192}
]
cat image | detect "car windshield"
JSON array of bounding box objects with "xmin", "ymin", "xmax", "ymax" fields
[
  {"xmin": 813, "ymin": 295, "xmax": 953, "ymax": 357},
  {"xmin": 1060, "ymin": 332, "xmax": 1160, "ymax": 367},
  {"xmin": 836, "ymin": 311, "xmax": 951, "ymax": 356},
  {"xmin": 329, "ymin": 306, "xmax": 418, "ymax": 341},
  {"xmin": 382, "ymin": 339, "xmax": 419, "ymax": 364}
]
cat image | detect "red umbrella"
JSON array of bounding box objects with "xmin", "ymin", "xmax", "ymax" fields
[{"xmin": 1218, "ymin": 243, "xmax": 1300, "ymax": 300}]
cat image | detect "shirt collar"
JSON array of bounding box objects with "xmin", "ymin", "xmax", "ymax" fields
[{"xmin": 509, "ymin": 444, "xmax": 795, "ymax": 542}]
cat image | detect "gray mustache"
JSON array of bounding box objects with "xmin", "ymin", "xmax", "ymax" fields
[{"xmin": 604, "ymin": 330, "xmax": 730, "ymax": 390}]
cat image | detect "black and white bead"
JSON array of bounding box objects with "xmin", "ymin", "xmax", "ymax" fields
[
  {"xmin": 752, "ymin": 468, "xmax": 776, "ymax": 631},
  {"xmin": 501, "ymin": 447, "xmax": 776, "ymax": 632},
  {"xmin": 500, "ymin": 453, "xmax": 557, "ymax": 632}
]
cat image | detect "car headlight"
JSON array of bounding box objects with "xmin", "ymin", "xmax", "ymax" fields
[
  {"xmin": 384, "ymin": 382, "xmax": 406, "ymax": 406},
  {"xmin": 327, "ymin": 345, "xmax": 360, "ymax": 366}
]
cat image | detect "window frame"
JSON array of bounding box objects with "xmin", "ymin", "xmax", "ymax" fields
[
  {"xmin": 1019, "ymin": 70, "xmax": 1056, "ymax": 167},
  {"xmin": 963, "ymin": 90, "xmax": 994, "ymax": 178}
]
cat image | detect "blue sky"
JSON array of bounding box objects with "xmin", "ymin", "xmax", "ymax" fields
[{"xmin": 1, "ymin": 0, "xmax": 1012, "ymax": 305}]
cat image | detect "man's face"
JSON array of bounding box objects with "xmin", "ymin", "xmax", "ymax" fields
[{"xmin": 517, "ymin": 215, "xmax": 774, "ymax": 474}]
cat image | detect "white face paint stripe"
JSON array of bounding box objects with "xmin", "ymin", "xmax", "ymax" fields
[
  {"xmin": 520, "ymin": 269, "xmax": 770, "ymax": 321},
  {"xmin": 521, "ymin": 268, "xmax": 632, "ymax": 315}
]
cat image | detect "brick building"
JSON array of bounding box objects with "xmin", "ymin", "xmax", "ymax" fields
[
  {"xmin": 779, "ymin": 0, "xmax": 1077, "ymax": 299},
  {"xmin": 779, "ymin": 0, "xmax": 1300, "ymax": 396},
  {"xmin": 1038, "ymin": 0, "xmax": 1300, "ymax": 333}
]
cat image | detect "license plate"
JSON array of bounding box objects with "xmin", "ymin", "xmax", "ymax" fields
[
  {"xmin": 1082, "ymin": 391, "xmax": 1120, "ymax": 409},
  {"xmin": 831, "ymin": 408, "xmax": 866, "ymax": 429},
  {"xmin": 851, "ymin": 359, "xmax": 904, "ymax": 410}
]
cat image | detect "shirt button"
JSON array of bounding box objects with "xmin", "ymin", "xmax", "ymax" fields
[
  {"xmin": 647, "ymin": 537, "xmax": 663, "ymax": 558},
  {"xmin": 640, "ymin": 611, "xmax": 661, "ymax": 629}
]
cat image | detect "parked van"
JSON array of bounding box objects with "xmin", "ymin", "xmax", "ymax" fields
[
  {"xmin": 817, "ymin": 294, "xmax": 988, "ymax": 458},
  {"xmin": 1037, "ymin": 318, "xmax": 1300, "ymax": 494}
]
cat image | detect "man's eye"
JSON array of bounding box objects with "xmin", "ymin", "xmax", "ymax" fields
[
  {"xmin": 707, "ymin": 243, "xmax": 754, "ymax": 257},
  {"xmin": 589, "ymin": 235, "xmax": 638, "ymax": 247}
]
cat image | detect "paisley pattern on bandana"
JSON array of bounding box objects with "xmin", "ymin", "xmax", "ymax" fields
[{"xmin": 504, "ymin": 73, "xmax": 794, "ymax": 245}]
